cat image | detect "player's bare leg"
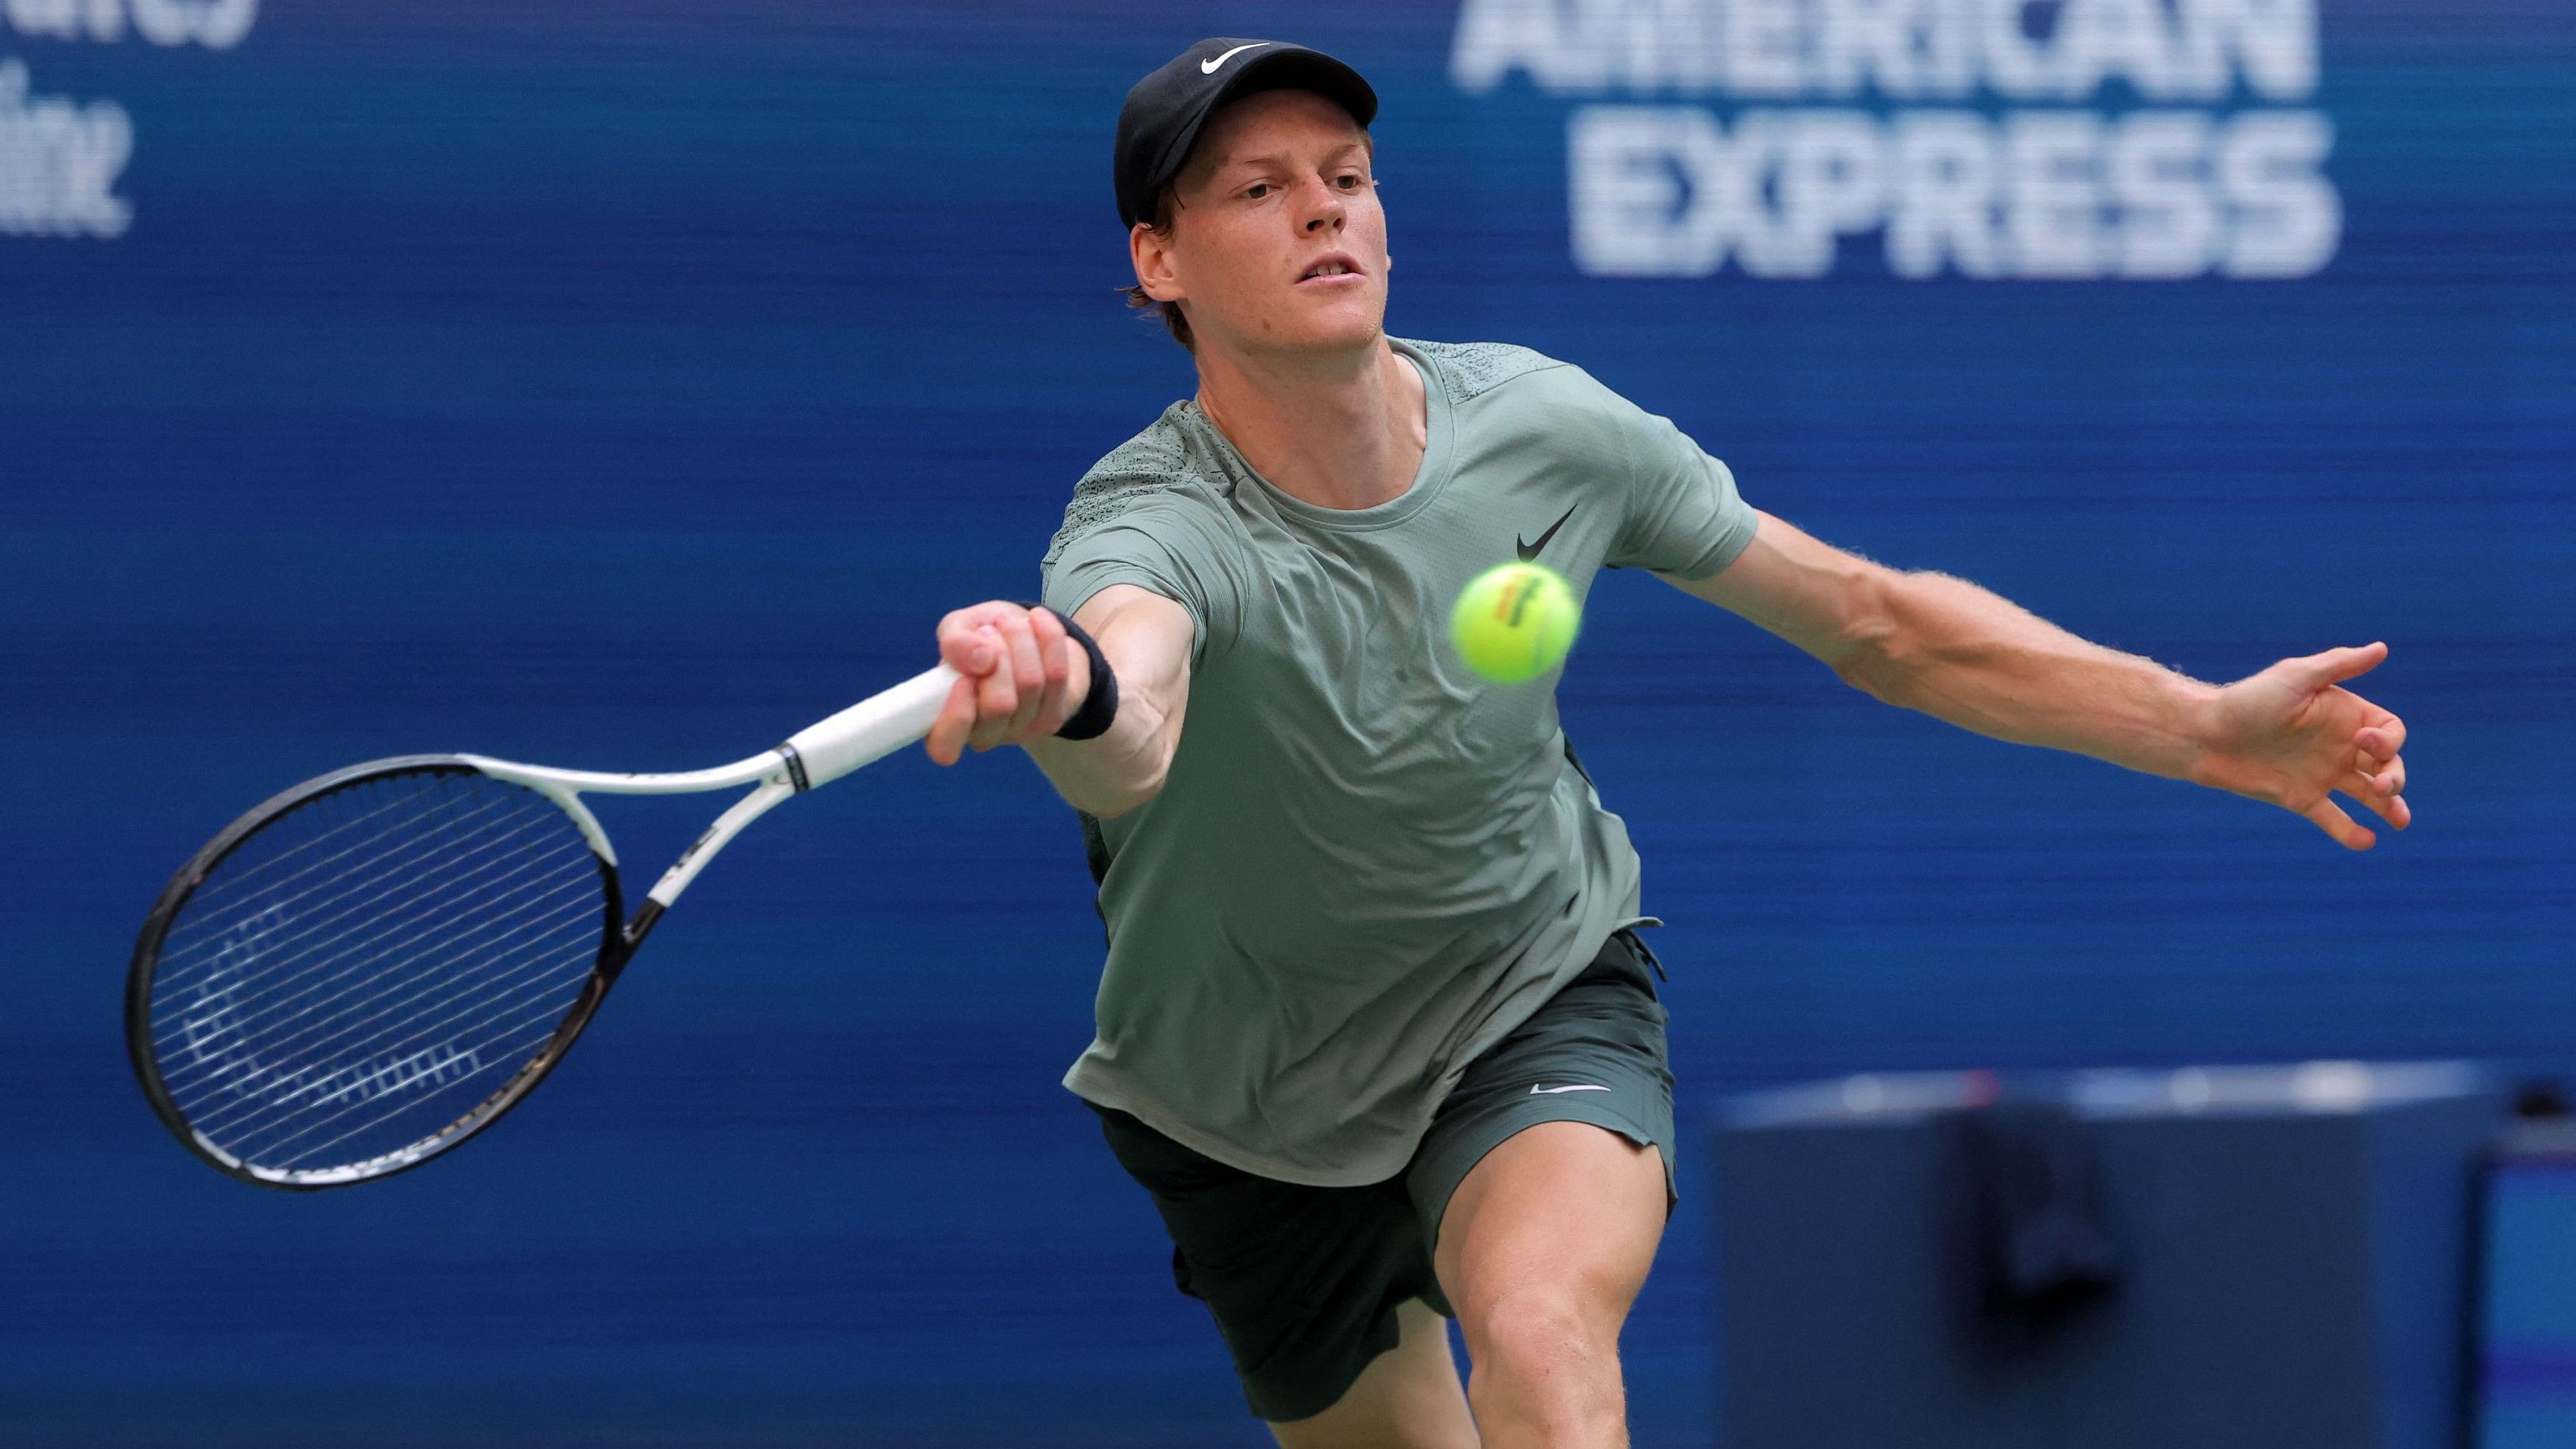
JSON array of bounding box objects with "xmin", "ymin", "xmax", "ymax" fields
[
  {"xmin": 1269, "ymin": 1297, "xmax": 1478, "ymax": 1449},
  {"xmin": 1435, "ymin": 1122, "xmax": 1668, "ymax": 1449}
]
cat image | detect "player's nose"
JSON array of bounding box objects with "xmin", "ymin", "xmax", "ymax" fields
[{"xmin": 1298, "ymin": 177, "xmax": 1345, "ymax": 233}]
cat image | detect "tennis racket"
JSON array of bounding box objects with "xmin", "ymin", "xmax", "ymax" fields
[{"xmin": 125, "ymin": 663, "xmax": 960, "ymax": 1191}]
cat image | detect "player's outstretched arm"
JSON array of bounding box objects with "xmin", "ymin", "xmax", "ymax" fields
[
  {"xmin": 925, "ymin": 584, "xmax": 1194, "ymax": 818},
  {"xmin": 1666, "ymin": 511, "xmax": 2411, "ymax": 850}
]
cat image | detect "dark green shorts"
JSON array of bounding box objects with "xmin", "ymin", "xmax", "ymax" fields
[{"xmin": 1091, "ymin": 929, "xmax": 1675, "ymax": 1423}]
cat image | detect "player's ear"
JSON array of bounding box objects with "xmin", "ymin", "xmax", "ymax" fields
[{"xmin": 1131, "ymin": 222, "xmax": 1186, "ymax": 303}]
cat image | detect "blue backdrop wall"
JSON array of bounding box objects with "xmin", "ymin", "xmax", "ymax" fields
[{"xmin": 4, "ymin": 2, "xmax": 2569, "ymax": 1445}]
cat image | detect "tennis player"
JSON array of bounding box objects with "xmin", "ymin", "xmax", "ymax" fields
[{"xmin": 923, "ymin": 38, "xmax": 2412, "ymax": 1449}]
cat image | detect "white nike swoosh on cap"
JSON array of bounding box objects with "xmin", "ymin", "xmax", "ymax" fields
[
  {"xmin": 1200, "ymin": 42, "xmax": 1270, "ymax": 74},
  {"xmin": 1529, "ymin": 1083, "xmax": 1612, "ymax": 1095}
]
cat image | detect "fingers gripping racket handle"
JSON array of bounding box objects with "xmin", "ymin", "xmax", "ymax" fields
[{"xmin": 779, "ymin": 664, "xmax": 959, "ymax": 792}]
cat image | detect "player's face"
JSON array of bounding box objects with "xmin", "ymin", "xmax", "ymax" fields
[{"xmin": 1144, "ymin": 90, "xmax": 1387, "ymax": 360}]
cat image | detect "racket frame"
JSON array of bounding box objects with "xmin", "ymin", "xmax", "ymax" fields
[
  {"xmin": 125, "ymin": 756, "xmax": 627, "ymax": 1191},
  {"xmin": 126, "ymin": 664, "xmax": 959, "ymax": 1191}
]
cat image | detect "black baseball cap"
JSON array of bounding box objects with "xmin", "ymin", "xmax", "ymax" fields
[{"xmin": 1114, "ymin": 38, "xmax": 1379, "ymax": 229}]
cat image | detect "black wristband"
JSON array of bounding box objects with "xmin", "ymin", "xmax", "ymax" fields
[{"xmin": 1028, "ymin": 604, "xmax": 1119, "ymax": 741}]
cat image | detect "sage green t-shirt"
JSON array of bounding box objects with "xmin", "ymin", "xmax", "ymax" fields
[{"xmin": 1038, "ymin": 338, "xmax": 1757, "ymax": 1186}]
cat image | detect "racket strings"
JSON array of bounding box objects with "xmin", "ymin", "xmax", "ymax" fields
[
  {"xmin": 144, "ymin": 769, "xmax": 609, "ymax": 1177},
  {"xmin": 156, "ymin": 858, "xmax": 596, "ymax": 1088},
  {"xmin": 158, "ymin": 790, "xmax": 598, "ymax": 1166},
  {"xmin": 166, "ymin": 887, "xmax": 599, "ymax": 1134},
  {"xmin": 150, "ymin": 787, "xmax": 574, "ymax": 1060},
  {"xmin": 227, "ymin": 988, "xmax": 584, "ymax": 1172},
  {"xmin": 149, "ymin": 784, "xmax": 528, "ymax": 985},
  {"xmin": 149, "ymin": 819, "xmax": 589, "ymax": 1060},
  {"xmin": 151, "ymin": 787, "xmax": 522, "ymax": 966},
  {"xmin": 159, "ymin": 871, "xmax": 601, "ymax": 1125},
  {"xmin": 197, "ymin": 967, "xmax": 587, "ymax": 1173},
  {"xmin": 207, "ymin": 980, "xmax": 576, "ymax": 1170},
  {"xmin": 155, "ymin": 772, "xmax": 575, "ymax": 1032}
]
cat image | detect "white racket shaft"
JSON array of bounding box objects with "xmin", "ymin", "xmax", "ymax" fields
[{"xmin": 466, "ymin": 663, "xmax": 959, "ymax": 914}]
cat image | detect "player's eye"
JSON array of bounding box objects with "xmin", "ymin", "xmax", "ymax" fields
[{"xmin": 1243, "ymin": 182, "xmax": 1273, "ymax": 200}]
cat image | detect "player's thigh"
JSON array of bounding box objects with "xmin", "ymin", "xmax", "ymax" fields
[
  {"xmin": 1413, "ymin": 929, "xmax": 1677, "ymax": 1328},
  {"xmin": 1432, "ymin": 1118, "xmax": 1668, "ymax": 1333},
  {"xmin": 1412, "ymin": 937, "xmax": 1669, "ymax": 1317},
  {"xmin": 1268, "ymin": 1298, "xmax": 1476, "ymax": 1449}
]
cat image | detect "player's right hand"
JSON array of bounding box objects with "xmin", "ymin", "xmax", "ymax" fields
[{"xmin": 927, "ymin": 600, "xmax": 1090, "ymax": 765}]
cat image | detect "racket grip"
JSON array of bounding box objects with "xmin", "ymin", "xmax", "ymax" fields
[{"xmin": 779, "ymin": 664, "xmax": 960, "ymax": 791}]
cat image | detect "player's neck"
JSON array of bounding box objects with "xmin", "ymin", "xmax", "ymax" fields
[{"xmin": 1192, "ymin": 336, "xmax": 1425, "ymax": 512}]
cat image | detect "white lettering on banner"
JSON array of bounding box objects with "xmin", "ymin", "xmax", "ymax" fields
[
  {"xmin": 1888, "ymin": 110, "xmax": 1999, "ymax": 275},
  {"xmin": 1569, "ymin": 105, "xmax": 2335, "ymax": 280},
  {"xmin": 3, "ymin": 0, "xmax": 254, "ymax": 48},
  {"xmin": 0, "ymin": 57, "xmax": 132, "ymax": 236},
  {"xmin": 2106, "ymin": 109, "xmax": 2214, "ymax": 277},
  {"xmin": 1451, "ymin": 0, "xmax": 2315, "ymax": 101},
  {"xmin": 2215, "ymin": 109, "xmax": 2336, "ymax": 277},
  {"xmin": 0, "ymin": 0, "xmax": 252, "ymax": 240},
  {"xmin": 1454, "ymin": 0, "xmax": 2338, "ymax": 280}
]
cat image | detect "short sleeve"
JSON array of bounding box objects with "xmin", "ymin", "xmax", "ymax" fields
[
  {"xmin": 1603, "ymin": 400, "xmax": 1758, "ymax": 580},
  {"xmin": 1040, "ymin": 483, "xmax": 1242, "ymax": 662}
]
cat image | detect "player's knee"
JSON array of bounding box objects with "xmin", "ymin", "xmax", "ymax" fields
[{"xmin": 1462, "ymin": 1286, "xmax": 1616, "ymax": 1400}]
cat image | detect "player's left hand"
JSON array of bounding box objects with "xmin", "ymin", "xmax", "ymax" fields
[{"xmin": 2195, "ymin": 641, "xmax": 2410, "ymax": 850}]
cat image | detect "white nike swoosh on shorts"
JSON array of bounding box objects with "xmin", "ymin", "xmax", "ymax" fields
[{"xmin": 1529, "ymin": 1083, "xmax": 1612, "ymax": 1095}]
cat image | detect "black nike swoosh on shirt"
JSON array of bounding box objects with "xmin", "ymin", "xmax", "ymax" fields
[{"xmin": 1517, "ymin": 505, "xmax": 1578, "ymax": 562}]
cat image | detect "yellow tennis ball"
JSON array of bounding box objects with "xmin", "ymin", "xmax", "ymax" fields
[{"xmin": 1451, "ymin": 562, "xmax": 1580, "ymax": 684}]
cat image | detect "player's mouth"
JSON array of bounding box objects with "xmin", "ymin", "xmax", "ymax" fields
[{"xmin": 1296, "ymin": 252, "xmax": 1366, "ymax": 287}]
